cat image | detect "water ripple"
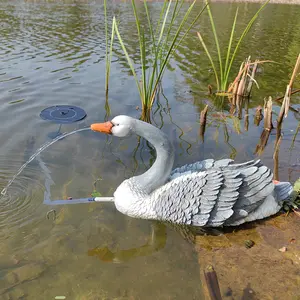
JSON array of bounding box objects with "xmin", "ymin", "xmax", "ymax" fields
[{"xmin": 0, "ymin": 156, "xmax": 45, "ymax": 231}]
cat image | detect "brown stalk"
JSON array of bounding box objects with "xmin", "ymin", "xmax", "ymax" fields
[
  {"xmin": 237, "ymin": 75, "xmax": 246, "ymax": 97},
  {"xmin": 237, "ymin": 57, "xmax": 251, "ymax": 97},
  {"xmin": 274, "ymin": 88, "xmax": 300, "ymax": 113},
  {"xmin": 227, "ymin": 59, "xmax": 273, "ymax": 94},
  {"xmin": 246, "ymin": 60, "xmax": 258, "ymax": 96},
  {"xmin": 277, "ymin": 54, "xmax": 300, "ymax": 125},
  {"xmin": 230, "ymin": 61, "xmax": 246, "ymax": 107},
  {"xmin": 255, "ymin": 98, "xmax": 273, "ymax": 155},
  {"xmin": 229, "ymin": 61, "xmax": 245, "ymax": 95},
  {"xmin": 199, "ymin": 105, "xmax": 209, "ymax": 142},
  {"xmin": 263, "ymin": 97, "xmax": 273, "ymax": 130},
  {"xmin": 289, "ymin": 54, "xmax": 300, "ymax": 90}
]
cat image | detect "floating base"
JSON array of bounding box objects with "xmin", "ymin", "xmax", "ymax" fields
[
  {"xmin": 40, "ymin": 105, "xmax": 87, "ymax": 139},
  {"xmin": 40, "ymin": 105, "xmax": 87, "ymax": 124}
]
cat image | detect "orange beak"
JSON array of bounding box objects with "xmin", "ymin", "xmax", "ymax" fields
[{"xmin": 91, "ymin": 121, "xmax": 113, "ymax": 134}]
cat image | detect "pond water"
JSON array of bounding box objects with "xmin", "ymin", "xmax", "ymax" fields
[{"xmin": 0, "ymin": 1, "xmax": 300, "ymax": 299}]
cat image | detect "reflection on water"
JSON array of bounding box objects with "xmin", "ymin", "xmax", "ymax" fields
[{"xmin": 0, "ymin": 0, "xmax": 300, "ymax": 299}]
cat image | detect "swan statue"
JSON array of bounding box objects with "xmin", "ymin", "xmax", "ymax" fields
[{"xmin": 85, "ymin": 115, "xmax": 295, "ymax": 227}]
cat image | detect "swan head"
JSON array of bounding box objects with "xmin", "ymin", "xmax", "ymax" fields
[{"xmin": 91, "ymin": 115, "xmax": 134, "ymax": 137}]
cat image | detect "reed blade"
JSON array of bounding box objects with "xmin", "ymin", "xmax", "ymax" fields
[
  {"xmin": 197, "ymin": 32, "xmax": 220, "ymax": 91},
  {"xmin": 114, "ymin": 18, "xmax": 143, "ymax": 100},
  {"xmin": 223, "ymin": 8, "xmax": 239, "ymax": 91},
  {"xmin": 224, "ymin": 0, "xmax": 270, "ymax": 86},
  {"xmin": 205, "ymin": 0, "xmax": 223, "ymax": 88}
]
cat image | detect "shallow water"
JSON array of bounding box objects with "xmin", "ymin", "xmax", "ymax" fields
[{"xmin": 0, "ymin": 0, "xmax": 300, "ymax": 299}]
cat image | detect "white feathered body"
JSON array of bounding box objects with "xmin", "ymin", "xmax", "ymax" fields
[{"xmin": 114, "ymin": 158, "xmax": 294, "ymax": 227}]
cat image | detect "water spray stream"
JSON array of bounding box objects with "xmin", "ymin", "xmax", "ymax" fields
[{"xmin": 1, "ymin": 128, "xmax": 91, "ymax": 196}]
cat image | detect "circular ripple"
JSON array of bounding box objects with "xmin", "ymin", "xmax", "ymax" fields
[{"xmin": 0, "ymin": 157, "xmax": 46, "ymax": 233}]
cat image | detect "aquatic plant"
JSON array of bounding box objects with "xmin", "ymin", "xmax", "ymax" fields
[
  {"xmin": 114, "ymin": 0, "xmax": 206, "ymax": 121},
  {"xmin": 104, "ymin": 0, "xmax": 117, "ymax": 118},
  {"xmin": 104, "ymin": 0, "xmax": 116, "ymax": 96},
  {"xmin": 277, "ymin": 54, "xmax": 300, "ymax": 125},
  {"xmin": 197, "ymin": 0, "xmax": 270, "ymax": 93}
]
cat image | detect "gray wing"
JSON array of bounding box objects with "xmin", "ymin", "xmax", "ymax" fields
[
  {"xmin": 169, "ymin": 158, "xmax": 233, "ymax": 181},
  {"xmin": 152, "ymin": 159, "xmax": 276, "ymax": 227}
]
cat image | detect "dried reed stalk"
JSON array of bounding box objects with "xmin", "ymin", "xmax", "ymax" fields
[
  {"xmin": 228, "ymin": 58, "xmax": 271, "ymax": 99},
  {"xmin": 263, "ymin": 97, "xmax": 273, "ymax": 130},
  {"xmin": 237, "ymin": 57, "xmax": 251, "ymax": 97},
  {"xmin": 274, "ymin": 88, "xmax": 300, "ymax": 107},
  {"xmin": 199, "ymin": 105, "xmax": 209, "ymax": 141},
  {"xmin": 277, "ymin": 54, "xmax": 300, "ymax": 125},
  {"xmin": 228, "ymin": 61, "xmax": 246, "ymax": 94},
  {"xmin": 246, "ymin": 60, "xmax": 258, "ymax": 96},
  {"xmin": 255, "ymin": 98, "xmax": 273, "ymax": 155},
  {"xmin": 229, "ymin": 61, "xmax": 245, "ymax": 107}
]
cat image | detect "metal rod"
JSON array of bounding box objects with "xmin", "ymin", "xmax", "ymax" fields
[{"xmin": 43, "ymin": 197, "xmax": 114, "ymax": 206}]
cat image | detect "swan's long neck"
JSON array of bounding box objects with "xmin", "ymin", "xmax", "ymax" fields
[{"xmin": 132, "ymin": 119, "xmax": 175, "ymax": 194}]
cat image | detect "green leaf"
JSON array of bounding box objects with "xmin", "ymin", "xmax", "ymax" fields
[
  {"xmin": 294, "ymin": 178, "xmax": 300, "ymax": 193},
  {"xmin": 91, "ymin": 190, "xmax": 102, "ymax": 197}
]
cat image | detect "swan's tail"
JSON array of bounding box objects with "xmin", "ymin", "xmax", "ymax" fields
[
  {"xmin": 277, "ymin": 178, "xmax": 300, "ymax": 209},
  {"xmin": 275, "ymin": 181, "xmax": 294, "ymax": 201}
]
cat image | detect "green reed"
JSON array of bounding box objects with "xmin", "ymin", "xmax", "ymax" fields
[
  {"xmin": 104, "ymin": 0, "xmax": 116, "ymax": 96},
  {"xmin": 198, "ymin": 0, "xmax": 270, "ymax": 93},
  {"xmin": 114, "ymin": 0, "xmax": 206, "ymax": 118}
]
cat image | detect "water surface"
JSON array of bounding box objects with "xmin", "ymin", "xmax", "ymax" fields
[{"xmin": 0, "ymin": 1, "xmax": 300, "ymax": 299}]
